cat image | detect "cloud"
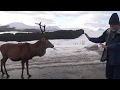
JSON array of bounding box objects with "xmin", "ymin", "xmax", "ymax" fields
[
  {"xmin": 4, "ymin": 11, "xmax": 47, "ymax": 16},
  {"xmin": 69, "ymin": 11, "xmax": 112, "ymax": 30},
  {"xmin": 1, "ymin": 11, "xmax": 120, "ymax": 30}
]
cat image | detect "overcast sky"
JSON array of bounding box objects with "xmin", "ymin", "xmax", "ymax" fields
[{"xmin": 0, "ymin": 11, "xmax": 120, "ymax": 30}]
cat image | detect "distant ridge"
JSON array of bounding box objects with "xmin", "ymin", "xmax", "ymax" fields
[
  {"xmin": 0, "ymin": 22, "xmax": 105, "ymax": 32},
  {"xmin": 6, "ymin": 22, "xmax": 62, "ymax": 32}
]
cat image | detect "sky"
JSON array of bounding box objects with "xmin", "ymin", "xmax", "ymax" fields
[{"xmin": 0, "ymin": 11, "xmax": 120, "ymax": 30}]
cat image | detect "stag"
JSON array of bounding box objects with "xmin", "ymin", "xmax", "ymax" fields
[{"xmin": 0, "ymin": 22, "xmax": 54, "ymax": 78}]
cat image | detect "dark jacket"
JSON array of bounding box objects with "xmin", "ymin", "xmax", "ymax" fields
[{"xmin": 89, "ymin": 28, "xmax": 120, "ymax": 65}]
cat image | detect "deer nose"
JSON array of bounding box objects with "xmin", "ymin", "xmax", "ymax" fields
[{"xmin": 52, "ymin": 45, "xmax": 54, "ymax": 48}]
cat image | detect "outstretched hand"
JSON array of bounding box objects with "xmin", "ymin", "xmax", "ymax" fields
[
  {"xmin": 99, "ymin": 43, "xmax": 108, "ymax": 49},
  {"xmin": 84, "ymin": 33, "xmax": 90, "ymax": 40}
]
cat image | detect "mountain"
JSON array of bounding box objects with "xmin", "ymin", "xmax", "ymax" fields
[
  {"xmin": 83, "ymin": 28, "xmax": 94, "ymax": 32},
  {"xmin": 2, "ymin": 22, "xmax": 105, "ymax": 33},
  {"xmin": 7, "ymin": 22, "xmax": 38, "ymax": 30},
  {"xmin": 6, "ymin": 22, "xmax": 62, "ymax": 32},
  {"xmin": 67, "ymin": 27, "xmax": 79, "ymax": 30},
  {"xmin": 46, "ymin": 26, "xmax": 61, "ymax": 31},
  {"xmin": 97, "ymin": 28, "xmax": 105, "ymax": 32}
]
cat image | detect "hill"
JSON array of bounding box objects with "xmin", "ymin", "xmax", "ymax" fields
[{"xmin": 0, "ymin": 29, "xmax": 84, "ymax": 41}]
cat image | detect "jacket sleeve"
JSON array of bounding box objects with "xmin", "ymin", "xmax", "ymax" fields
[
  {"xmin": 108, "ymin": 43, "xmax": 120, "ymax": 52},
  {"xmin": 89, "ymin": 31, "xmax": 107, "ymax": 43}
]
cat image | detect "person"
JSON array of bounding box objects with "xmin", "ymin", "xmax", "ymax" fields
[{"xmin": 85, "ymin": 13, "xmax": 120, "ymax": 79}]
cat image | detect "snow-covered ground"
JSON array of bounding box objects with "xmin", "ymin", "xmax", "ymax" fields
[{"xmin": 0, "ymin": 29, "xmax": 106, "ymax": 71}]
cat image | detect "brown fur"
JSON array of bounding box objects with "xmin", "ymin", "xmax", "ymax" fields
[{"xmin": 0, "ymin": 37, "xmax": 54, "ymax": 78}]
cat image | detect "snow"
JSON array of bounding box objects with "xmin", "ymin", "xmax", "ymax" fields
[
  {"xmin": 44, "ymin": 29, "xmax": 105, "ymax": 57},
  {"xmin": 0, "ymin": 31, "xmax": 32, "ymax": 35},
  {"xmin": 0, "ymin": 29, "xmax": 105, "ymax": 70}
]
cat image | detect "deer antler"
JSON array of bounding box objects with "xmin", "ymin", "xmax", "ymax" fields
[
  {"xmin": 43, "ymin": 24, "xmax": 46, "ymax": 32},
  {"xmin": 43, "ymin": 24, "xmax": 46, "ymax": 37},
  {"xmin": 35, "ymin": 22, "xmax": 46, "ymax": 37}
]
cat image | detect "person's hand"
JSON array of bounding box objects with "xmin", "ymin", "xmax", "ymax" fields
[
  {"xmin": 84, "ymin": 33, "xmax": 90, "ymax": 40},
  {"xmin": 99, "ymin": 43, "xmax": 108, "ymax": 49}
]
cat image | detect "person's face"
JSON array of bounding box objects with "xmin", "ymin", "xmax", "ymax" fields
[{"xmin": 110, "ymin": 24, "xmax": 120, "ymax": 31}]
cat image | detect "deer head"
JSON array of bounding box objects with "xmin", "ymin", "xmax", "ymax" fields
[{"xmin": 35, "ymin": 22, "xmax": 54, "ymax": 48}]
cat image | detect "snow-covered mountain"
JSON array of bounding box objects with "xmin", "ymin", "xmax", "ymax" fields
[
  {"xmin": 95, "ymin": 28, "xmax": 105, "ymax": 31},
  {"xmin": 6, "ymin": 22, "xmax": 62, "ymax": 31},
  {"xmin": 7, "ymin": 22, "xmax": 36, "ymax": 30},
  {"xmin": 46, "ymin": 26, "xmax": 61, "ymax": 31},
  {"xmin": 3, "ymin": 22, "xmax": 106, "ymax": 33}
]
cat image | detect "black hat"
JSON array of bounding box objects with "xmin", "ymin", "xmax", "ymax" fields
[{"xmin": 109, "ymin": 13, "xmax": 120, "ymax": 25}]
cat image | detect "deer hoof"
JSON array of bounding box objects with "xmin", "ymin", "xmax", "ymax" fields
[
  {"xmin": 7, "ymin": 74, "xmax": 10, "ymax": 77},
  {"xmin": 28, "ymin": 74, "xmax": 32, "ymax": 77},
  {"xmin": 21, "ymin": 76, "xmax": 24, "ymax": 79}
]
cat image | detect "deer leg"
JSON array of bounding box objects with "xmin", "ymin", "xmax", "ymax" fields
[
  {"xmin": 3, "ymin": 59, "xmax": 9, "ymax": 77},
  {"xmin": 1, "ymin": 58, "xmax": 5, "ymax": 75},
  {"xmin": 26, "ymin": 60, "xmax": 31, "ymax": 77},
  {"xmin": 21, "ymin": 60, "xmax": 25, "ymax": 79}
]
